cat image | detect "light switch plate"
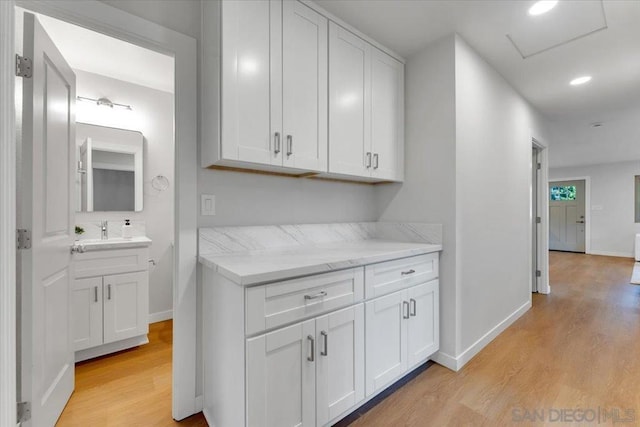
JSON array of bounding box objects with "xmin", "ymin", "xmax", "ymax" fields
[{"xmin": 201, "ymin": 194, "xmax": 216, "ymax": 216}]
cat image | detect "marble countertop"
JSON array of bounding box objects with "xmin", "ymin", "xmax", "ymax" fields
[
  {"xmin": 199, "ymin": 239, "xmax": 442, "ymax": 286},
  {"xmin": 74, "ymin": 236, "xmax": 152, "ymax": 252}
]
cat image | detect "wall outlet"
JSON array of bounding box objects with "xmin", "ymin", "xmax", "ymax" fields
[{"xmin": 201, "ymin": 194, "xmax": 216, "ymax": 216}]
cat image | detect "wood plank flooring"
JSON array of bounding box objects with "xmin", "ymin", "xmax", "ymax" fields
[
  {"xmin": 59, "ymin": 252, "xmax": 638, "ymax": 426},
  {"xmin": 57, "ymin": 320, "xmax": 206, "ymax": 426},
  {"xmin": 349, "ymin": 252, "xmax": 639, "ymax": 426}
]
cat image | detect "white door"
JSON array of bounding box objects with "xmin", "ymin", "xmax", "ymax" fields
[
  {"xmin": 316, "ymin": 304, "xmax": 364, "ymax": 426},
  {"xmin": 247, "ymin": 320, "xmax": 316, "ymax": 427},
  {"xmin": 103, "ymin": 271, "xmax": 149, "ymax": 343},
  {"xmin": 549, "ymin": 179, "xmax": 586, "ymax": 252},
  {"xmin": 282, "ymin": 1, "xmax": 327, "ymax": 172},
  {"xmin": 72, "ymin": 277, "xmax": 103, "ymax": 351},
  {"xmin": 19, "ymin": 12, "xmax": 76, "ymax": 426},
  {"xmin": 365, "ymin": 289, "xmax": 407, "ymax": 397},
  {"xmin": 370, "ymin": 48, "xmax": 403, "ymax": 181},
  {"xmin": 407, "ymin": 281, "xmax": 439, "ymax": 368},
  {"xmin": 221, "ymin": 0, "xmax": 282, "ymax": 166},
  {"xmin": 328, "ymin": 22, "xmax": 371, "ymax": 178}
]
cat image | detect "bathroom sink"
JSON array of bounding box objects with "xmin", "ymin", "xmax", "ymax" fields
[{"xmin": 72, "ymin": 236, "xmax": 152, "ymax": 253}]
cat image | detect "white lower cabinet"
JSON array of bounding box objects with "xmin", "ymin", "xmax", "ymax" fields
[
  {"xmin": 73, "ymin": 276, "xmax": 103, "ymax": 351},
  {"xmin": 365, "ymin": 279, "xmax": 439, "ymax": 397},
  {"xmin": 247, "ymin": 305, "xmax": 365, "ymax": 427}
]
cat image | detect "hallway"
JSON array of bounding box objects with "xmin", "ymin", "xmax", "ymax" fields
[{"xmin": 349, "ymin": 252, "xmax": 638, "ymax": 426}]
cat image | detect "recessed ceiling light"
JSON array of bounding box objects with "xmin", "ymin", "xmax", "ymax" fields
[
  {"xmin": 528, "ymin": 0, "xmax": 558, "ymax": 16},
  {"xmin": 570, "ymin": 76, "xmax": 592, "ymax": 86}
]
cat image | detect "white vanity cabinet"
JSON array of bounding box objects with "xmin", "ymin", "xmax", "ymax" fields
[
  {"xmin": 72, "ymin": 246, "xmax": 149, "ymax": 361},
  {"xmin": 202, "ymin": 0, "xmax": 405, "ymax": 182},
  {"xmin": 204, "ymin": 0, "xmax": 328, "ymax": 173},
  {"xmin": 203, "ymin": 251, "xmax": 439, "ymax": 427},
  {"xmin": 328, "ymin": 22, "xmax": 404, "ymax": 182}
]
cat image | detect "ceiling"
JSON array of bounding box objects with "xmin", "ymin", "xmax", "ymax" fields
[
  {"xmin": 316, "ymin": 0, "xmax": 640, "ymax": 167},
  {"xmin": 35, "ymin": 12, "xmax": 174, "ymax": 93}
]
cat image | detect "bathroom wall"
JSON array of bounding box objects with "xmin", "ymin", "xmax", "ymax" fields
[
  {"xmin": 74, "ymin": 69, "xmax": 175, "ymax": 321},
  {"xmin": 550, "ymin": 161, "xmax": 640, "ymax": 257}
]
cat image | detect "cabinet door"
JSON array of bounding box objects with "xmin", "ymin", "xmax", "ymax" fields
[
  {"xmin": 316, "ymin": 304, "xmax": 364, "ymax": 426},
  {"xmin": 365, "ymin": 289, "xmax": 408, "ymax": 396},
  {"xmin": 72, "ymin": 277, "xmax": 103, "ymax": 351},
  {"xmin": 221, "ymin": 0, "xmax": 282, "ymax": 166},
  {"xmin": 282, "ymin": 1, "xmax": 328, "ymax": 172},
  {"xmin": 247, "ymin": 320, "xmax": 316, "ymax": 427},
  {"xmin": 328, "ymin": 22, "xmax": 371, "ymax": 177},
  {"xmin": 370, "ymin": 49, "xmax": 404, "ymax": 181},
  {"xmin": 407, "ymin": 280, "xmax": 439, "ymax": 368},
  {"xmin": 103, "ymin": 271, "xmax": 149, "ymax": 344}
]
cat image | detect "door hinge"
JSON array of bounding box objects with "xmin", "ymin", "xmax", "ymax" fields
[
  {"xmin": 17, "ymin": 401, "xmax": 31, "ymax": 423},
  {"xmin": 537, "ymin": 162, "xmax": 541, "ymax": 170},
  {"xmin": 536, "ymin": 216, "xmax": 541, "ymax": 224},
  {"xmin": 15, "ymin": 54, "xmax": 33, "ymax": 78},
  {"xmin": 17, "ymin": 229, "xmax": 32, "ymax": 250},
  {"xmin": 536, "ymin": 270, "xmax": 542, "ymax": 278}
]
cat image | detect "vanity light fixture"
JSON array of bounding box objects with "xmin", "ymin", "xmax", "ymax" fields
[
  {"xmin": 77, "ymin": 96, "xmax": 133, "ymax": 111},
  {"xmin": 569, "ymin": 75, "xmax": 592, "ymax": 86},
  {"xmin": 528, "ymin": 0, "xmax": 558, "ymax": 16}
]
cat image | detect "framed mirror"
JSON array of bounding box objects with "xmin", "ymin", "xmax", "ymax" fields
[{"xmin": 76, "ymin": 123, "xmax": 144, "ymax": 212}]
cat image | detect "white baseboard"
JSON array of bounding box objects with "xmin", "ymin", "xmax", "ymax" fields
[
  {"xmin": 149, "ymin": 309, "xmax": 173, "ymax": 324},
  {"xmin": 588, "ymin": 250, "xmax": 634, "ymax": 258},
  {"xmin": 432, "ymin": 300, "xmax": 532, "ymax": 372}
]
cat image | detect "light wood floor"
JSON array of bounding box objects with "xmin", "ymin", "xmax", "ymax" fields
[
  {"xmin": 57, "ymin": 320, "xmax": 206, "ymax": 426},
  {"xmin": 350, "ymin": 252, "xmax": 639, "ymax": 426},
  {"xmin": 59, "ymin": 252, "xmax": 638, "ymax": 426}
]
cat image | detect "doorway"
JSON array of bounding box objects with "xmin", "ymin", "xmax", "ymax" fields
[
  {"xmin": 532, "ymin": 146, "xmax": 540, "ymax": 292},
  {"xmin": 549, "ymin": 179, "xmax": 587, "ymax": 253}
]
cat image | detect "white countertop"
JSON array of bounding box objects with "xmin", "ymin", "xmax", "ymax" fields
[
  {"xmin": 74, "ymin": 236, "xmax": 152, "ymax": 252},
  {"xmin": 199, "ymin": 239, "xmax": 442, "ymax": 286}
]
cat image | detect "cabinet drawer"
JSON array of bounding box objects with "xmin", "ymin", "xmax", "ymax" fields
[
  {"xmin": 246, "ymin": 268, "xmax": 364, "ymax": 335},
  {"xmin": 365, "ymin": 253, "xmax": 438, "ymax": 299},
  {"xmin": 74, "ymin": 248, "xmax": 149, "ymax": 279}
]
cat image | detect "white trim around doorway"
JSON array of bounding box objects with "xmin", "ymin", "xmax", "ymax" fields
[
  {"xmin": 549, "ymin": 176, "xmax": 592, "ymax": 256},
  {"xmin": 5, "ymin": 0, "xmax": 199, "ymax": 421},
  {"xmin": 532, "ymin": 136, "xmax": 550, "ymax": 295}
]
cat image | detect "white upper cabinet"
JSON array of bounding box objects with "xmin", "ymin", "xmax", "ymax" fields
[
  {"xmin": 203, "ymin": 0, "xmax": 404, "ymax": 181},
  {"xmin": 221, "ymin": 0, "xmax": 282, "ymax": 166},
  {"xmin": 328, "ymin": 22, "xmax": 405, "ymax": 182},
  {"xmin": 282, "ymin": 1, "xmax": 328, "ymax": 172},
  {"xmin": 328, "ymin": 23, "xmax": 370, "ymax": 178},
  {"xmin": 371, "ymin": 49, "xmax": 404, "ymax": 181}
]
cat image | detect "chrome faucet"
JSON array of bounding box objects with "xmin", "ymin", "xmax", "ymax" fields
[{"xmin": 100, "ymin": 220, "xmax": 108, "ymax": 240}]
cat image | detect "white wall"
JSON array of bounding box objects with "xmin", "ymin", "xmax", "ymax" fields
[
  {"xmin": 377, "ymin": 34, "xmax": 458, "ymax": 356},
  {"xmin": 454, "ymin": 36, "xmax": 549, "ymax": 353},
  {"xmin": 379, "ymin": 34, "xmax": 551, "ymax": 368},
  {"xmin": 74, "ymin": 69, "xmax": 175, "ymax": 320},
  {"xmin": 550, "ymin": 161, "xmax": 640, "ymax": 257}
]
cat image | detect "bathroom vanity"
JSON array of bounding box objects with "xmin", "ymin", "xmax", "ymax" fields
[{"xmin": 71, "ymin": 237, "xmax": 152, "ymax": 362}]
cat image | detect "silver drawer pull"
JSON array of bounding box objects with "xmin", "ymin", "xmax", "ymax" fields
[
  {"xmin": 401, "ymin": 269, "xmax": 416, "ymax": 276},
  {"xmin": 403, "ymin": 301, "xmax": 410, "ymax": 319},
  {"xmin": 321, "ymin": 331, "xmax": 328, "ymax": 356},
  {"xmin": 286, "ymin": 135, "xmax": 293, "ymax": 157},
  {"xmin": 307, "ymin": 335, "xmax": 315, "ymax": 362},
  {"xmin": 274, "ymin": 132, "xmax": 281, "ymax": 154},
  {"xmin": 304, "ymin": 291, "xmax": 327, "ymax": 300},
  {"xmin": 107, "ymin": 284, "xmax": 112, "ymax": 300},
  {"xmin": 410, "ymin": 298, "xmax": 417, "ymax": 317},
  {"xmin": 94, "ymin": 286, "xmax": 98, "ymax": 303}
]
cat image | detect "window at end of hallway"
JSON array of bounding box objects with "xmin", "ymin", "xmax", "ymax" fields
[
  {"xmin": 635, "ymin": 176, "xmax": 640, "ymax": 223},
  {"xmin": 550, "ymin": 185, "xmax": 576, "ymax": 201}
]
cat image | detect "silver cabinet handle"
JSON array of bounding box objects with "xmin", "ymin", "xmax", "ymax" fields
[
  {"xmin": 401, "ymin": 269, "xmax": 416, "ymax": 276},
  {"xmin": 403, "ymin": 301, "xmax": 410, "ymax": 319},
  {"xmin": 373, "ymin": 153, "xmax": 379, "ymax": 169},
  {"xmin": 274, "ymin": 132, "xmax": 281, "ymax": 154},
  {"xmin": 410, "ymin": 298, "xmax": 417, "ymax": 317},
  {"xmin": 94, "ymin": 286, "xmax": 98, "ymax": 303},
  {"xmin": 286, "ymin": 135, "xmax": 293, "ymax": 157},
  {"xmin": 321, "ymin": 331, "xmax": 328, "ymax": 356},
  {"xmin": 307, "ymin": 335, "xmax": 315, "ymax": 362},
  {"xmin": 107, "ymin": 284, "xmax": 112, "ymax": 300},
  {"xmin": 366, "ymin": 152, "xmax": 372, "ymax": 168},
  {"xmin": 304, "ymin": 291, "xmax": 327, "ymax": 300}
]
